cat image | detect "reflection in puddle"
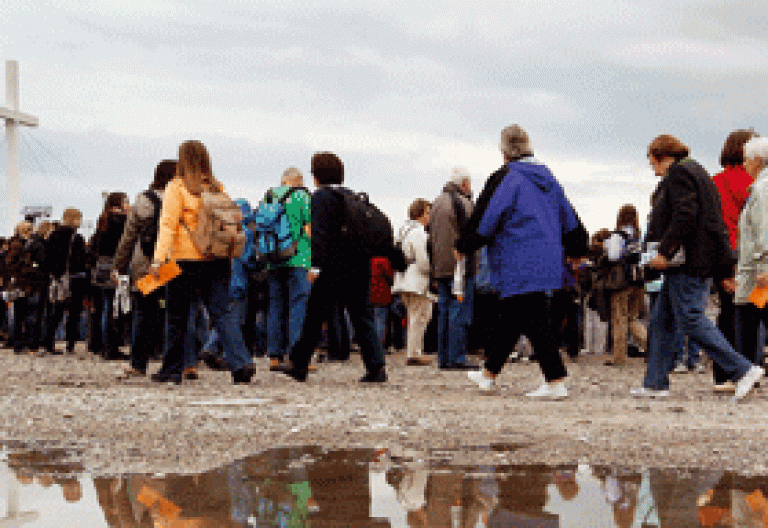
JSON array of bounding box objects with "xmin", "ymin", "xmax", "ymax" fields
[{"xmin": 2, "ymin": 445, "xmax": 768, "ymax": 527}]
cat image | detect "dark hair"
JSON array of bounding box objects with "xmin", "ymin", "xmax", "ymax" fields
[
  {"xmin": 647, "ymin": 134, "xmax": 689, "ymax": 161},
  {"xmin": 720, "ymin": 129, "xmax": 757, "ymax": 167},
  {"xmin": 408, "ymin": 199, "xmax": 431, "ymax": 221},
  {"xmin": 311, "ymin": 151, "xmax": 344, "ymax": 185},
  {"xmin": 615, "ymin": 204, "xmax": 639, "ymax": 233},
  {"xmin": 151, "ymin": 159, "xmax": 177, "ymax": 190},
  {"xmin": 97, "ymin": 191, "xmax": 128, "ymax": 232}
]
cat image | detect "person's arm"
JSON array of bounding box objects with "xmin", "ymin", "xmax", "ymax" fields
[
  {"xmin": 113, "ymin": 194, "xmax": 145, "ymax": 274},
  {"xmin": 413, "ymin": 228, "xmax": 431, "ymax": 276},
  {"xmin": 456, "ymin": 164, "xmax": 507, "ymax": 255},
  {"xmin": 309, "ymin": 188, "xmax": 335, "ymax": 271}
]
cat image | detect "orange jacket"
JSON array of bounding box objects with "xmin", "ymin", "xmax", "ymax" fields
[{"xmin": 152, "ymin": 177, "xmax": 207, "ymax": 263}]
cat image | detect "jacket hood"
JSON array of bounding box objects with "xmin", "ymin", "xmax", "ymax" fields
[{"xmin": 512, "ymin": 159, "xmax": 554, "ymax": 192}]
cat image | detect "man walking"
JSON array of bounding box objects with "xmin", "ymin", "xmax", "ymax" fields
[
  {"xmin": 430, "ymin": 167, "xmax": 478, "ymax": 370},
  {"xmin": 265, "ymin": 167, "xmax": 312, "ymax": 371}
]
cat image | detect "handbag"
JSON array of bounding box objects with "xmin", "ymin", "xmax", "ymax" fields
[{"xmin": 49, "ymin": 234, "xmax": 76, "ymax": 303}]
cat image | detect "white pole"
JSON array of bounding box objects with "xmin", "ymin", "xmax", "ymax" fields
[{"xmin": 5, "ymin": 61, "xmax": 19, "ymax": 238}]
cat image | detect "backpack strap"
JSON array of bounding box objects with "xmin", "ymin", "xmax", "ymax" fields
[{"xmin": 277, "ymin": 186, "xmax": 309, "ymax": 205}]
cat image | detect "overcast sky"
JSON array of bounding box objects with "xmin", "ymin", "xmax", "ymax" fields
[{"xmin": 1, "ymin": 0, "xmax": 766, "ymax": 237}]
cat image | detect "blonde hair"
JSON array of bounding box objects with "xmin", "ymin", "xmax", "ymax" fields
[
  {"xmin": 36, "ymin": 220, "xmax": 55, "ymax": 239},
  {"xmin": 15, "ymin": 221, "xmax": 33, "ymax": 239},
  {"xmin": 281, "ymin": 167, "xmax": 304, "ymax": 187},
  {"xmin": 62, "ymin": 208, "xmax": 82, "ymax": 228}
]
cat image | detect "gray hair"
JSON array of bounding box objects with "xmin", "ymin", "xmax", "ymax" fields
[
  {"xmin": 499, "ymin": 124, "xmax": 534, "ymax": 160},
  {"xmin": 281, "ymin": 167, "xmax": 304, "ymax": 186},
  {"xmin": 744, "ymin": 137, "xmax": 768, "ymax": 164},
  {"xmin": 450, "ymin": 166, "xmax": 471, "ymax": 186}
]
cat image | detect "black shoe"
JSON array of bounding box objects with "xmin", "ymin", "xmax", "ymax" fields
[
  {"xmin": 360, "ymin": 368, "xmax": 387, "ymax": 383},
  {"xmin": 282, "ymin": 367, "xmax": 308, "ymax": 382},
  {"xmin": 232, "ymin": 364, "xmax": 256, "ymax": 384},
  {"xmin": 150, "ymin": 371, "xmax": 182, "ymax": 385},
  {"xmin": 201, "ymin": 352, "xmax": 228, "ymax": 371}
]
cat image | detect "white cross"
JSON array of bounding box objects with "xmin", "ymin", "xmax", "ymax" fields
[{"xmin": 0, "ymin": 60, "xmax": 39, "ymax": 237}]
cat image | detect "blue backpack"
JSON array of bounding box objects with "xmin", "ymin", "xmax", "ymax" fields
[{"xmin": 252, "ymin": 187, "xmax": 304, "ymax": 264}]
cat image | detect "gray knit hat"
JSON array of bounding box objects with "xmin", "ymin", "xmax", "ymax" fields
[{"xmin": 499, "ymin": 125, "xmax": 533, "ymax": 159}]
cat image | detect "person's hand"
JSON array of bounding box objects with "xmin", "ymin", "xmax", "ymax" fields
[
  {"xmin": 148, "ymin": 261, "xmax": 161, "ymax": 278},
  {"xmin": 110, "ymin": 270, "xmax": 120, "ymax": 285},
  {"xmin": 454, "ymin": 249, "xmax": 465, "ymax": 262},
  {"xmin": 721, "ymin": 277, "xmax": 736, "ymax": 294},
  {"xmin": 757, "ymin": 272, "xmax": 768, "ymax": 289},
  {"xmin": 649, "ymin": 254, "xmax": 668, "ymax": 270},
  {"xmin": 308, "ymin": 269, "xmax": 319, "ymax": 285}
]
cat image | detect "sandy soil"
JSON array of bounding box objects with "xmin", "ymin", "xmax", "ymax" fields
[{"xmin": 0, "ymin": 346, "xmax": 766, "ymax": 477}]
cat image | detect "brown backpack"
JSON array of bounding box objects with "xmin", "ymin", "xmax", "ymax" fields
[{"xmin": 186, "ymin": 190, "xmax": 246, "ymax": 259}]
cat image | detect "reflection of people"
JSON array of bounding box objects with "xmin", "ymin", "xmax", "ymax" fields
[
  {"xmin": 56, "ymin": 477, "xmax": 82, "ymax": 503},
  {"xmin": 389, "ymin": 463, "xmax": 429, "ymax": 527}
]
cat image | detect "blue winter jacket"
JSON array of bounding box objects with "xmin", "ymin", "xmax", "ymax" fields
[{"xmin": 477, "ymin": 159, "xmax": 580, "ymax": 298}]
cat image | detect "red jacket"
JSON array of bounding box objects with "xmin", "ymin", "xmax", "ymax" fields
[
  {"xmin": 713, "ymin": 165, "xmax": 753, "ymax": 250},
  {"xmin": 369, "ymin": 257, "xmax": 394, "ymax": 306}
]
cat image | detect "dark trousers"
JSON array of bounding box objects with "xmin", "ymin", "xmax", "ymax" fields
[
  {"xmin": 713, "ymin": 284, "xmax": 737, "ymax": 384},
  {"xmin": 484, "ymin": 291, "xmax": 567, "ymax": 382},
  {"xmin": 735, "ymin": 303, "xmax": 767, "ymax": 368},
  {"xmin": 12, "ymin": 288, "xmax": 46, "ymax": 351},
  {"xmin": 44, "ymin": 278, "xmax": 86, "ymax": 352},
  {"xmin": 131, "ymin": 287, "xmax": 165, "ymax": 373},
  {"xmin": 289, "ymin": 268, "xmax": 384, "ymax": 373},
  {"xmin": 327, "ymin": 300, "xmax": 351, "ymax": 360},
  {"xmin": 162, "ymin": 260, "xmax": 251, "ymax": 377}
]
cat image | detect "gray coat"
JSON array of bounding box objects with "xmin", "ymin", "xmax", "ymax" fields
[
  {"xmin": 113, "ymin": 189, "xmax": 164, "ymax": 290},
  {"xmin": 735, "ymin": 174, "xmax": 768, "ymax": 304},
  {"xmin": 429, "ymin": 182, "xmax": 473, "ymax": 279}
]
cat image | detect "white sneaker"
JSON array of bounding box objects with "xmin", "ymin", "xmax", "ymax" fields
[
  {"xmin": 468, "ymin": 369, "xmax": 496, "ymax": 392},
  {"xmin": 630, "ymin": 387, "xmax": 669, "ymax": 398},
  {"xmin": 672, "ymin": 363, "xmax": 689, "ymax": 374},
  {"xmin": 525, "ymin": 381, "xmax": 568, "ymax": 400},
  {"xmin": 735, "ymin": 365, "xmax": 764, "ymax": 401}
]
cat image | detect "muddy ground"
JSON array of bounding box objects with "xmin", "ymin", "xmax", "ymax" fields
[{"xmin": 1, "ymin": 346, "xmax": 767, "ymax": 477}]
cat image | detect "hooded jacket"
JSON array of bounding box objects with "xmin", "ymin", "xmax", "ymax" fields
[
  {"xmin": 113, "ymin": 189, "xmax": 165, "ymax": 288},
  {"xmin": 477, "ymin": 159, "xmax": 581, "ymax": 298}
]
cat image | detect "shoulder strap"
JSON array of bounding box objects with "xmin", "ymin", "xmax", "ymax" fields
[{"xmin": 278, "ymin": 186, "xmax": 307, "ymax": 205}]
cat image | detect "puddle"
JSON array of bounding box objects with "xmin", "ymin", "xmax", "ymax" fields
[{"xmin": 2, "ymin": 444, "xmax": 768, "ymax": 527}]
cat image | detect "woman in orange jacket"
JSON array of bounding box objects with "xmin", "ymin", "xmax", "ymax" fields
[{"xmin": 149, "ymin": 140, "xmax": 254, "ymax": 384}]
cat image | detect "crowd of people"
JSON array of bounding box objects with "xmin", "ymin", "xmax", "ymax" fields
[{"xmin": 1, "ymin": 125, "xmax": 768, "ymax": 402}]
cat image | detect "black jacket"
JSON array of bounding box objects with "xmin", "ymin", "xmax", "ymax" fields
[
  {"xmin": 46, "ymin": 226, "xmax": 87, "ymax": 278},
  {"xmin": 89, "ymin": 213, "xmax": 128, "ymax": 264},
  {"xmin": 311, "ymin": 186, "xmax": 368, "ymax": 275},
  {"xmin": 646, "ymin": 158, "xmax": 735, "ymax": 279}
]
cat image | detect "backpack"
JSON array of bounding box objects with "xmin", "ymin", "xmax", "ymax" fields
[
  {"xmin": 185, "ymin": 189, "xmax": 246, "ymax": 259},
  {"xmin": 252, "ymin": 187, "xmax": 304, "ymax": 264},
  {"xmin": 138, "ymin": 190, "xmax": 162, "ymax": 258},
  {"xmin": 332, "ymin": 188, "xmax": 396, "ymax": 260}
]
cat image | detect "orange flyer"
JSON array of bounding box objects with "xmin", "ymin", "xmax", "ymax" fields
[
  {"xmin": 137, "ymin": 261, "xmax": 181, "ymax": 296},
  {"xmin": 749, "ymin": 285, "xmax": 768, "ymax": 309}
]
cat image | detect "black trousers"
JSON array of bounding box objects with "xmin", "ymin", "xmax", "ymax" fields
[
  {"xmin": 44, "ymin": 278, "xmax": 87, "ymax": 352},
  {"xmin": 289, "ymin": 268, "xmax": 384, "ymax": 373},
  {"xmin": 484, "ymin": 291, "xmax": 567, "ymax": 382}
]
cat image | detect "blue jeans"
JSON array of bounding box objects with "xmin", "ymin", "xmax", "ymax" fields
[
  {"xmin": 644, "ymin": 273, "xmax": 752, "ymax": 390},
  {"xmin": 435, "ymin": 276, "xmax": 475, "ymax": 367},
  {"xmin": 373, "ymin": 306, "xmax": 388, "ymax": 345},
  {"xmin": 267, "ymin": 267, "xmax": 310, "ymax": 359},
  {"xmin": 162, "ymin": 260, "xmax": 251, "ymax": 377}
]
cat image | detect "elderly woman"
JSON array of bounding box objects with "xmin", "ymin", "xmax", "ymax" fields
[{"xmin": 734, "ymin": 137, "xmax": 768, "ymax": 370}]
